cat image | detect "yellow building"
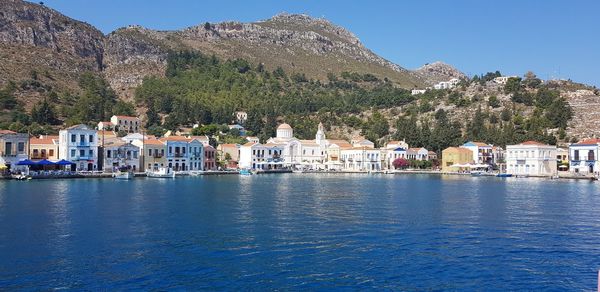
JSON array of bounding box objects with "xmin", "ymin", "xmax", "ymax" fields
[
  {"xmin": 441, "ymin": 147, "xmax": 473, "ymax": 172},
  {"xmin": 29, "ymin": 135, "xmax": 59, "ymax": 161},
  {"xmin": 132, "ymin": 138, "xmax": 166, "ymax": 171}
]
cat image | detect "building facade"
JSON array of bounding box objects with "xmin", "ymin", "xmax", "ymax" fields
[
  {"xmin": 103, "ymin": 139, "xmax": 141, "ymax": 172},
  {"xmin": 29, "ymin": 135, "xmax": 59, "ymax": 161},
  {"xmin": 59, "ymin": 124, "xmax": 99, "ymax": 171},
  {"xmin": 0, "ymin": 130, "xmax": 29, "ymax": 170},
  {"xmin": 506, "ymin": 141, "xmax": 557, "ymax": 176},
  {"xmin": 441, "ymin": 147, "xmax": 473, "ymax": 172},
  {"xmin": 110, "ymin": 115, "xmax": 141, "ymax": 133},
  {"xmin": 569, "ymin": 138, "xmax": 600, "ymax": 175}
]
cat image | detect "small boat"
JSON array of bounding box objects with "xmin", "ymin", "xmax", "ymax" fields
[
  {"xmin": 292, "ymin": 169, "xmax": 303, "ymax": 174},
  {"xmin": 189, "ymin": 170, "xmax": 203, "ymax": 176},
  {"xmin": 470, "ymin": 171, "xmax": 484, "ymax": 177},
  {"xmin": 113, "ymin": 171, "xmax": 133, "ymax": 180},
  {"xmin": 239, "ymin": 169, "xmax": 252, "ymax": 175},
  {"xmin": 12, "ymin": 174, "xmax": 31, "ymax": 181},
  {"xmin": 496, "ymin": 173, "xmax": 513, "ymax": 178},
  {"xmin": 146, "ymin": 167, "xmax": 175, "ymax": 178}
]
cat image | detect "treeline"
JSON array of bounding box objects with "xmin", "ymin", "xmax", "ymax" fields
[{"xmin": 135, "ymin": 51, "xmax": 414, "ymax": 141}]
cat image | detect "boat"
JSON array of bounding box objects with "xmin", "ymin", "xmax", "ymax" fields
[
  {"xmin": 11, "ymin": 174, "xmax": 31, "ymax": 181},
  {"xmin": 239, "ymin": 169, "xmax": 252, "ymax": 175},
  {"xmin": 470, "ymin": 171, "xmax": 485, "ymax": 177},
  {"xmin": 189, "ymin": 170, "xmax": 203, "ymax": 176},
  {"xmin": 496, "ymin": 173, "xmax": 513, "ymax": 178},
  {"xmin": 113, "ymin": 171, "xmax": 133, "ymax": 180},
  {"xmin": 292, "ymin": 169, "xmax": 303, "ymax": 174},
  {"xmin": 146, "ymin": 167, "xmax": 175, "ymax": 178}
]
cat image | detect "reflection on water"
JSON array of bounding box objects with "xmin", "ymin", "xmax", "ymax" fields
[{"xmin": 1, "ymin": 175, "xmax": 600, "ymax": 290}]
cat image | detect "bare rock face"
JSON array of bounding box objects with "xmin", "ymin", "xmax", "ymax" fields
[
  {"xmin": 415, "ymin": 61, "xmax": 467, "ymax": 85},
  {"xmin": 103, "ymin": 26, "xmax": 170, "ymax": 100},
  {"xmin": 0, "ymin": 0, "xmax": 104, "ymax": 70}
]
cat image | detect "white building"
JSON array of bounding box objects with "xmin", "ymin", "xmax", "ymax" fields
[
  {"xmin": 386, "ymin": 147, "xmax": 408, "ymax": 170},
  {"xmin": 111, "ymin": 115, "xmax": 141, "ymax": 133},
  {"xmin": 235, "ymin": 111, "xmax": 248, "ymax": 124},
  {"xmin": 59, "ymin": 124, "xmax": 99, "ymax": 171},
  {"xmin": 340, "ymin": 146, "xmax": 382, "ymax": 171},
  {"xmin": 239, "ymin": 142, "xmax": 284, "ymax": 170},
  {"xmin": 506, "ymin": 141, "xmax": 557, "ymax": 176},
  {"xmin": 569, "ymin": 138, "xmax": 600, "ymax": 175},
  {"xmin": 411, "ymin": 89, "xmax": 427, "ymax": 95},
  {"xmin": 433, "ymin": 78, "xmax": 460, "ymax": 90},
  {"xmin": 493, "ymin": 76, "xmax": 518, "ymax": 85},
  {"xmin": 103, "ymin": 138, "xmax": 141, "ymax": 172},
  {"xmin": 0, "ymin": 130, "xmax": 29, "ymax": 170},
  {"xmin": 460, "ymin": 141, "xmax": 495, "ymax": 165},
  {"xmin": 407, "ymin": 147, "xmax": 429, "ymax": 160}
]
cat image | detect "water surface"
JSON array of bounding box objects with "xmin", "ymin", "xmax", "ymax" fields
[{"xmin": 1, "ymin": 174, "xmax": 599, "ymax": 290}]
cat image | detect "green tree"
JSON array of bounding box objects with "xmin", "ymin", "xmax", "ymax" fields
[{"xmin": 31, "ymin": 98, "xmax": 58, "ymax": 125}]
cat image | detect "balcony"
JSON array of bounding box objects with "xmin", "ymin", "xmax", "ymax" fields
[
  {"xmin": 31, "ymin": 154, "xmax": 49, "ymax": 159},
  {"xmin": 151, "ymin": 154, "xmax": 164, "ymax": 158},
  {"xmin": 173, "ymin": 153, "xmax": 185, "ymax": 158}
]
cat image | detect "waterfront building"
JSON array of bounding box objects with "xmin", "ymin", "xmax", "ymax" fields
[
  {"xmin": 110, "ymin": 115, "xmax": 141, "ymax": 133},
  {"xmin": 134, "ymin": 138, "xmax": 166, "ymax": 171},
  {"xmin": 204, "ymin": 145, "xmax": 217, "ymax": 170},
  {"xmin": 189, "ymin": 135, "xmax": 210, "ymax": 147},
  {"xmin": 239, "ymin": 142, "xmax": 284, "ymax": 170},
  {"xmin": 407, "ymin": 147, "xmax": 429, "ymax": 160},
  {"xmin": 59, "ymin": 124, "xmax": 99, "ymax": 171},
  {"xmin": 325, "ymin": 140, "xmax": 352, "ymax": 170},
  {"xmin": 428, "ymin": 151, "xmax": 438, "ymax": 161},
  {"xmin": 29, "ymin": 135, "xmax": 59, "ymax": 161},
  {"xmin": 506, "ymin": 141, "xmax": 557, "ymax": 176},
  {"xmin": 188, "ymin": 138, "xmax": 204, "ymax": 171},
  {"xmin": 557, "ymin": 148, "xmax": 569, "ymax": 171},
  {"xmin": 121, "ymin": 133, "xmax": 145, "ymax": 144},
  {"xmin": 441, "ymin": 147, "xmax": 473, "ymax": 172},
  {"xmin": 217, "ymin": 143, "xmax": 240, "ymax": 169},
  {"xmin": 385, "ymin": 140, "xmax": 409, "ymax": 150},
  {"xmin": 160, "ymin": 136, "xmax": 191, "ymax": 171},
  {"xmin": 102, "ymin": 138, "xmax": 141, "ymax": 172},
  {"xmin": 460, "ymin": 141, "xmax": 495, "ymax": 165},
  {"xmin": 340, "ymin": 146, "xmax": 382, "ymax": 171},
  {"xmin": 386, "ymin": 147, "xmax": 408, "ymax": 170},
  {"xmin": 0, "ymin": 130, "xmax": 29, "ymax": 171},
  {"xmin": 568, "ymin": 138, "xmax": 600, "ymax": 175}
]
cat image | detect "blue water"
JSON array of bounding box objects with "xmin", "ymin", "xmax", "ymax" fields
[{"xmin": 1, "ymin": 174, "xmax": 599, "ymax": 290}]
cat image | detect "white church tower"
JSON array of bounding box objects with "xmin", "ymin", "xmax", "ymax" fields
[{"xmin": 316, "ymin": 122, "xmax": 326, "ymax": 148}]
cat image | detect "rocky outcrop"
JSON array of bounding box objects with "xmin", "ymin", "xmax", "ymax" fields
[
  {"xmin": 415, "ymin": 61, "xmax": 467, "ymax": 85},
  {"xmin": 0, "ymin": 0, "xmax": 104, "ymax": 70}
]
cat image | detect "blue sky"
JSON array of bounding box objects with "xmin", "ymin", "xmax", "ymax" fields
[{"xmin": 40, "ymin": 0, "xmax": 599, "ymax": 86}]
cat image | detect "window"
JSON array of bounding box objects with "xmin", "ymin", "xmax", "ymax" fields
[
  {"xmin": 79, "ymin": 150, "xmax": 85, "ymax": 157},
  {"xmin": 80, "ymin": 135, "xmax": 85, "ymax": 143},
  {"xmin": 49, "ymin": 149, "xmax": 54, "ymax": 156},
  {"xmin": 17, "ymin": 142, "xmax": 25, "ymax": 153},
  {"xmin": 133, "ymin": 151, "xmax": 138, "ymax": 159},
  {"xmin": 574, "ymin": 150, "xmax": 580, "ymax": 161},
  {"xmin": 71, "ymin": 134, "xmax": 76, "ymax": 143},
  {"xmin": 148, "ymin": 149, "xmax": 152, "ymax": 156},
  {"xmin": 107, "ymin": 150, "xmax": 112, "ymax": 158},
  {"xmin": 89, "ymin": 135, "xmax": 94, "ymax": 143},
  {"xmin": 71, "ymin": 149, "xmax": 76, "ymax": 157},
  {"xmin": 588, "ymin": 150, "xmax": 595, "ymax": 161},
  {"xmin": 89, "ymin": 150, "xmax": 93, "ymax": 157}
]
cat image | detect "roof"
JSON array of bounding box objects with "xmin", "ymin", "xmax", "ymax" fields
[
  {"xmin": 189, "ymin": 135, "xmax": 209, "ymax": 141},
  {"xmin": 0, "ymin": 130, "xmax": 16, "ymax": 134},
  {"xmin": 30, "ymin": 135, "xmax": 59, "ymax": 145},
  {"xmin": 408, "ymin": 147, "xmax": 427, "ymax": 151},
  {"xmin": 98, "ymin": 121, "xmax": 113, "ymax": 125},
  {"xmin": 204, "ymin": 145, "xmax": 215, "ymax": 150},
  {"xmin": 428, "ymin": 151, "xmax": 437, "ymax": 155},
  {"xmin": 242, "ymin": 142, "xmax": 257, "ymax": 147},
  {"xmin": 160, "ymin": 136, "xmax": 191, "ymax": 142},
  {"xmin": 574, "ymin": 138, "xmax": 600, "ymax": 146},
  {"xmin": 463, "ymin": 141, "xmax": 491, "ymax": 147},
  {"xmin": 277, "ymin": 123, "xmax": 292, "ymax": 130},
  {"xmin": 144, "ymin": 139, "xmax": 165, "ymax": 146},
  {"xmin": 66, "ymin": 124, "xmax": 91, "ymax": 130},
  {"xmin": 113, "ymin": 115, "xmax": 139, "ymax": 120},
  {"xmin": 519, "ymin": 140, "xmax": 547, "ymax": 146},
  {"xmin": 443, "ymin": 147, "xmax": 473, "ymax": 154},
  {"xmin": 246, "ymin": 136, "xmax": 259, "ymax": 139},
  {"xmin": 219, "ymin": 143, "xmax": 239, "ymax": 148}
]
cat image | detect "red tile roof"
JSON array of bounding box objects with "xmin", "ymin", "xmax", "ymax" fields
[{"xmin": 576, "ymin": 138, "xmax": 600, "ymax": 145}]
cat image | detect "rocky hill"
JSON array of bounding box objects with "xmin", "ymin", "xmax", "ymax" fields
[
  {"xmin": 0, "ymin": 1, "xmax": 427, "ymax": 100},
  {"xmin": 415, "ymin": 61, "xmax": 467, "ymax": 85}
]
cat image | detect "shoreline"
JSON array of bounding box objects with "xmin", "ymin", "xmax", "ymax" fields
[{"xmin": 1, "ymin": 169, "xmax": 597, "ymax": 182}]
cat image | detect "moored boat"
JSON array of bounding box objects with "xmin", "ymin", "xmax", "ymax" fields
[
  {"xmin": 113, "ymin": 171, "xmax": 133, "ymax": 180},
  {"xmin": 147, "ymin": 167, "xmax": 175, "ymax": 178},
  {"xmin": 496, "ymin": 173, "xmax": 513, "ymax": 178},
  {"xmin": 239, "ymin": 169, "xmax": 252, "ymax": 175}
]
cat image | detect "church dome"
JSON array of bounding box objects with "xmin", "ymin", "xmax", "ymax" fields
[{"xmin": 276, "ymin": 123, "xmax": 293, "ymax": 138}]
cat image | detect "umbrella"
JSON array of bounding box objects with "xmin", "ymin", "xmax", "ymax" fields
[
  {"xmin": 56, "ymin": 159, "xmax": 75, "ymax": 165},
  {"xmin": 37, "ymin": 159, "xmax": 56, "ymax": 165},
  {"xmin": 0, "ymin": 164, "xmax": 6, "ymax": 170},
  {"xmin": 17, "ymin": 159, "xmax": 36, "ymax": 166}
]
